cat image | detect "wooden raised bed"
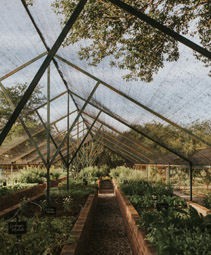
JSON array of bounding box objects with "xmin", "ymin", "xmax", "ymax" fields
[{"xmin": 60, "ymin": 190, "xmax": 98, "ymax": 255}]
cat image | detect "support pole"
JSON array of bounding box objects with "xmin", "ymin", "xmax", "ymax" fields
[
  {"xmin": 190, "ymin": 162, "xmax": 193, "ymax": 201},
  {"xmin": 46, "ymin": 65, "xmax": 50, "ymax": 204},
  {"xmin": 168, "ymin": 163, "xmax": 170, "ymax": 185},
  {"xmin": 0, "ymin": 0, "xmax": 88, "ymax": 146},
  {"xmin": 49, "ymin": 82, "xmax": 99, "ymax": 167},
  {"xmin": 67, "ymin": 92, "xmax": 70, "ymax": 190},
  {"xmin": 155, "ymin": 163, "xmax": 157, "ymax": 182},
  {"xmin": 68, "ymin": 111, "xmax": 101, "ymax": 167},
  {"xmin": 11, "ymin": 162, "xmax": 14, "ymax": 184}
]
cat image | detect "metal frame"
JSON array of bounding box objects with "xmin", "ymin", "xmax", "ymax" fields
[
  {"xmin": 0, "ymin": 0, "xmax": 88, "ymax": 146},
  {"xmin": 84, "ymin": 114, "xmax": 157, "ymax": 162},
  {"xmin": 87, "ymin": 122, "xmax": 150, "ymax": 163},
  {"xmin": 108, "ymin": 0, "xmax": 211, "ymax": 59},
  {"xmin": 0, "ymin": 0, "xmax": 208, "ymax": 200},
  {"xmin": 56, "ymin": 55, "xmax": 211, "ymax": 147}
]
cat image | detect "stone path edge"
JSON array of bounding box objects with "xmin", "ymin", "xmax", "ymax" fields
[{"xmin": 60, "ymin": 190, "xmax": 98, "ymax": 255}]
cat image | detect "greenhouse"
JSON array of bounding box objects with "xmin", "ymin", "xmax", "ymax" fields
[{"xmin": 0, "ymin": 0, "xmax": 210, "ymax": 254}]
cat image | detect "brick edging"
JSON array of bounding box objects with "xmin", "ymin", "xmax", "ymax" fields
[
  {"xmin": 0, "ymin": 183, "xmax": 46, "ymax": 211},
  {"xmin": 113, "ymin": 180, "xmax": 156, "ymax": 255},
  {"xmin": 0, "ymin": 176, "xmax": 69, "ymax": 212},
  {"xmin": 60, "ymin": 190, "xmax": 98, "ymax": 255}
]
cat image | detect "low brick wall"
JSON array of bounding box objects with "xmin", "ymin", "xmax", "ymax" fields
[
  {"xmin": 0, "ymin": 176, "xmax": 68, "ymax": 212},
  {"xmin": 113, "ymin": 181, "xmax": 156, "ymax": 255},
  {"xmin": 60, "ymin": 190, "xmax": 98, "ymax": 255},
  {"xmin": 0, "ymin": 183, "xmax": 46, "ymax": 211}
]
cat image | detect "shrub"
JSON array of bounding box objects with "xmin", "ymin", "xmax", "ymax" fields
[
  {"xmin": 203, "ymin": 192, "xmax": 211, "ymax": 209},
  {"xmin": 17, "ymin": 167, "xmax": 65, "ymax": 184},
  {"xmin": 110, "ymin": 166, "xmax": 146, "ymax": 184},
  {"xmin": 0, "ymin": 183, "xmax": 36, "ymax": 196},
  {"xmin": 78, "ymin": 165, "xmax": 110, "ymax": 182}
]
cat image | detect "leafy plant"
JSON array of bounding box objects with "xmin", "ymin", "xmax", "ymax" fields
[
  {"xmin": 0, "ymin": 216, "xmax": 74, "ymax": 255},
  {"xmin": 203, "ymin": 192, "xmax": 211, "ymax": 209},
  {"xmin": 17, "ymin": 167, "xmax": 65, "ymax": 184},
  {"xmin": 0, "ymin": 183, "xmax": 36, "ymax": 196},
  {"xmin": 63, "ymin": 196, "xmax": 73, "ymax": 212}
]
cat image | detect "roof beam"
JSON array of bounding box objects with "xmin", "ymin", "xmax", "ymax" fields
[
  {"xmin": 0, "ymin": 0, "xmax": 88, "ymax": 146},
  {"xmin": 56, "ymin": 55, "xmax": 211, "ymax": 148},
  {"xmin": 108, "ymin": 0, "xmax": 211, "ymax": 59},
  {"xmin": 87, "ymin": 121, "xmax": 151, "ymax": 163},
  {"xmin": 67, "ymin": 88, "xmax": 191, "ymax": 164}
]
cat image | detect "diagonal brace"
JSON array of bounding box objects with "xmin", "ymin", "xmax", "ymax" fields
[
  {"xmin": 49, "ymin": 82, "xmax": 100, "ymax": 167},
  {"xmin": 0, "ymin": 0, "xmax": 88, "ymax": 146},
  {"xmin": 68, "ymin": 111, "xmax": 101, "ymax": 167}
]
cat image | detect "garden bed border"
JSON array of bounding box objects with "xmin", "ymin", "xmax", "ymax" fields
[
  {"xmin": 113, "ymin": 180, "xmax": 156, "ymax": 255},
  {"xmin": 0, "ymin": 176, "xmax": 69, "ymax": 215},
  {"xmin": 60, "ymin": 190, "xmax": 98, "ymax": 255}
]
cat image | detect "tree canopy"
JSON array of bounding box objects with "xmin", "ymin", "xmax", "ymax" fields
[
  {"xmin": 0, "ymin": 83, "xmax": 46, "ymax": 141},
  {"xmin": 51, "ymin": 0, "xmax": 211, "ymax": 82}
]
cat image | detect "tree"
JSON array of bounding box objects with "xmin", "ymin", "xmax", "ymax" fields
[
  {"xmin": 0, "ymin": 83, "xmax": 46, "ymax": 138},
  {"xmin": 95, "ymin": 147, "xmax": 131, "ymax": 168},
  {"xmin": 51, "ymin": 0, "xmax": 210, "ymax": 82}
]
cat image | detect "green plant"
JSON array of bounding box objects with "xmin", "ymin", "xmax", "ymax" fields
[
  {"xmin": 0, "ymin": 215, "xmax": 75, "ymax": 255},
  {"xmin": 78, "ymin": 165, "xmax": 109, "ymax": 181},
  {"xmin": 63, "ymin": 196, "xmax": 73, "ymax": 211},
  {"xmin": 203, "ymin": 192, "xmax": 211, "ymax": 209},
  {"xmin": 17, "ymin": 167, "xmax": 65, "ymax": 184},
  {"xmin": 137, "ymin": 206, "xmax": 211, "ymax": 255},
  {"xmin": 52, "ymin": 181, "xmax": 96, "ymax": 199},
  {"xmin": 0, "ymin": 183, "xmax": 36, "ymax": 196}
]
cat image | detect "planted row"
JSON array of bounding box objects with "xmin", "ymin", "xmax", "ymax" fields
[
  {"xmin": 0, "ymin": 179, "xmax": 97, "ymax": 255},
  {"xmin": 111, "ymin": 167, "xmax": 211, "ymax": 255}
]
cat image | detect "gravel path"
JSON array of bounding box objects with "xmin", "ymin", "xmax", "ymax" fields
[{"xmin": 86, "ymin": 191, "xmax": 133, "ymax": 255}]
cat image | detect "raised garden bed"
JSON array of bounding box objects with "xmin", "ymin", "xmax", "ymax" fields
[
  {"xmin": 112, "ymin": 177, "xmax": 211, "ymax": 255},
  {"xmin": 0, "ymin": 182, "xmax": 97, "ymax": 255},
  {"xmin": 0, "ymin": 183, "xmax": 46, "ymax": 212},
  {"xmin": 113, "ymin": 180, "xmax": 156, "ymax": 255},
  {"xmin": 0, "ymin": 176, "xmax": 69, "ymax": 213},
  {"xmin": 60, "ymin": 190, "xmax": 98, "ymax": 255}
]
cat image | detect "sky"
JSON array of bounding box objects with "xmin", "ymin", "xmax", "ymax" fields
[{"xmin": 0, "ymin": 0, "xmax": 210, "ymax": 133}]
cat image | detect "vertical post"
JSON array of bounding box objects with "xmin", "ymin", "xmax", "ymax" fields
[
  {"xmin": 190, "ymin": 162, "xmax": 193, "ymax": 201},
  {"xmin": 155, "ymin": 163, "xmax": 157, "ymax": 182},
  {"xmin": 68, "ymin": 111, "xmax": 101, "ymax": 167},
  {"xmin": 67, "ymin": 92, "xmax": 70, "ymax": 191},
  {"xmin": 77, "ymin": 120, "xmax": 80, "ymax": 168},
  {"xmin": 46, "ymin": 65, "xmax": 50, "ymax": 204},
  {"xmin": 11, "ymin": 162, "xmax": 14, "ymax": 184},
  {"xmin": 168, "ymin": 163, "xmax": 170, "ymax": 185}
]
